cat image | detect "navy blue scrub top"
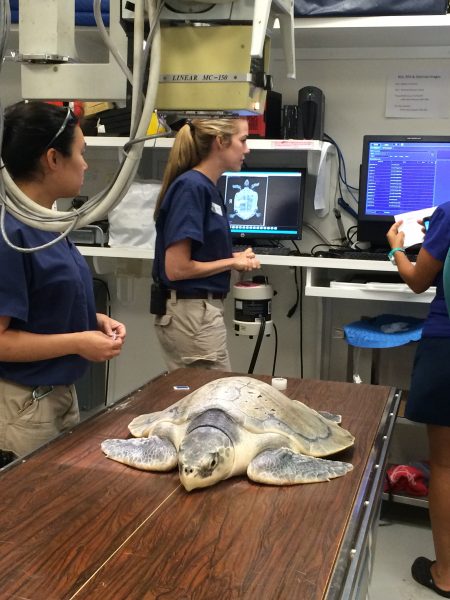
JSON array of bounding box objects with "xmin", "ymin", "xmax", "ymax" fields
[
  {"xmin": 0, "ymin": 214, "xmax": 98, "ymax": 386},
  {"xmin": 422, "ymin": 201, "xmax": 450, "ymax": 338},
  {"xmin": 153, "ymin": 170, "xmax": 233, "ymax": 294}
]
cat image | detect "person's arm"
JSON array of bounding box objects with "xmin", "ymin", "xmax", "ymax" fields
[
  {"xmin": 386, "ymin": 221, "xmax": 443, "ymax": 293},
  {"xmin": 0, "ymin": 315, "xmax": 123, "ymax": 363},
  {"xmin": 165, "ymin": 239, "xmax": 260, "ymax": 281}
]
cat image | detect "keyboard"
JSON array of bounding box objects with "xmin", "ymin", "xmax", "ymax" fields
[
  {"xmin": 339, "ymin": 251, "xmax": 390, "ymax": 261},
  {"xmin": 233, "ymin": 245, "xmax": 291, "ymax": 256}
]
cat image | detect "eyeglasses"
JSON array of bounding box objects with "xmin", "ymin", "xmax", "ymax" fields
[{"xmin": 45, "ymin": 107, "xmax": 75, "ymax": 150}]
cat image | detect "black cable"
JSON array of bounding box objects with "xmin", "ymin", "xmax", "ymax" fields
[
  {"xmin": 291, "ymin": 239, "xmax": 301, "ymax": 256},
  {"xmin": 248, "ymin": 318, "xmax": 266, "ymax": 374},
  {"xmin": 323, "ymin": 132, "xmax": 359, "ymax": 206},
  {"xmin": 347, "ymin": 225, "xmax": 359, "ymax": 246},
  {"xmin": 284, "ymin": 267, "xmax": 304, "ymax": 378},
  {"xmin": 271, "ymin": 322, "xmax": 278, "ymax": 377},
  {"xmin": 287, "ymin": 266, "xmax": 300, "ymax": 318},
  {"xmin": 93, "ymin": 277, "xmax": 112, "ymax": 406},
  {"xmin": 310, "ymin": 242, "xmax": 347, "ymax": 255},
  {"xmin": 299, "ymin": 267, "xmax": 304, "ymax": 379}
]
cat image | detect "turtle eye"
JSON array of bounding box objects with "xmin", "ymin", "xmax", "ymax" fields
[{"xmin": 210, "ymin": 456, "xmax": 217, "ymax": 469}]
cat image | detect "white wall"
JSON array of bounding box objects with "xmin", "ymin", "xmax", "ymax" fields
[{"xmin": 2, "ymin": 24, "xmax": 447, "ymax": 401}]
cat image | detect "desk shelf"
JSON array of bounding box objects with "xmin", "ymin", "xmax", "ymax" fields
[
  {"xmin": 270, "ymin": 15, "xmax": 450, "ymax": 59},
  {"xmin": 304, "ymin": 259, "xmax": 436, "ymax": 303},
  {"xmin": 84, "ymin": 136, "xmax": 325, "ymax": 152},
  {"xmin": 291, "ymin": 15, "xmax": 450, "ymax": 49}
]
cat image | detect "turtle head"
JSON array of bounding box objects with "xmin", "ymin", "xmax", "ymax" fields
[{"xmin": 178, "ymin": 426, "xmax": 235, "ymax": 491}]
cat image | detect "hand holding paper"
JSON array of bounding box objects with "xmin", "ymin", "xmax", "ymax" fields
[{"xmin": 394, "ymin": 206, "xmax": 436, "ymax": 248}]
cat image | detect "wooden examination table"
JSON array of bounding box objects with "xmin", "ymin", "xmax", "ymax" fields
[{"xmin": 0, "ymin": 369, "xmax": 399, "ymax": 600}]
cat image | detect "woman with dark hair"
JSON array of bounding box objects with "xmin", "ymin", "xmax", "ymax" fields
[
  {"xmin": 0, "ymin": 101, "xmax": 126, "ymax": 461},
  {"xmin": 152, "ymin": 117, "xmax": 260, "ymax": 371}
]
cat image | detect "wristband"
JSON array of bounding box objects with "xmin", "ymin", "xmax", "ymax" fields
[{"xmin": 388, "ymin": 247, "xmax": 405, "ymax": 264}]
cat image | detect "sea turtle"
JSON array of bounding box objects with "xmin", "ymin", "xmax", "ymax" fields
[{"xmin": 101, "ymin": 376, "xmax": 354, "ymax": 491}]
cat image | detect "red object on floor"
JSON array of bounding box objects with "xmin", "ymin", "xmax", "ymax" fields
[{"xmin": 384, "ymin": 464, "xmax": 429, "ymax": 496}]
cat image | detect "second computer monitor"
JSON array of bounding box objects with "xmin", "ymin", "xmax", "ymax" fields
[{"xmin": 358, "ymin": 135, "xmax": 450, "ymax": 246}]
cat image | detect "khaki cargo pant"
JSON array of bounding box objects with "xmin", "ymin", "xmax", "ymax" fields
[
  {"xmin": 154, "ymin": 296, "xmax": 231, "ymax": 372},
  {"xmin": 0, "ymin": 379, "xmax": 79, "ymax": 458}
]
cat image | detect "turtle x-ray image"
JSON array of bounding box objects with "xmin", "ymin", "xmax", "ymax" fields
[{"xmin": 226, "ymin": 176, "xmax": 268, "ymax": 225}]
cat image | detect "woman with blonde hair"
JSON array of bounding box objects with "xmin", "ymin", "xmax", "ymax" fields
[{"xmin": 151, "ymin": 117, "xmax": 260, "ymax": 371}]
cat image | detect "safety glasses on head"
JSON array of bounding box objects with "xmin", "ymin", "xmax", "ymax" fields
[{"xmin": 45, "ymin": 107, "xmax": 76, "ymax": 150}]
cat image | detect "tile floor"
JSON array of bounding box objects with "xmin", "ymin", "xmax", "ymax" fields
[{"xmin": 369, "ymin": 502, "xmax": 437, "ymax": 600}]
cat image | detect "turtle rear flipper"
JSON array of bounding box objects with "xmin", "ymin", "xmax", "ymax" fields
[
  {"xmin": 247, "ymin": 447, "xmax": 353, "ymax": 485},
  {"xmin": 101, "ymin": 436, "xmax": 177, "ymax": 471}
]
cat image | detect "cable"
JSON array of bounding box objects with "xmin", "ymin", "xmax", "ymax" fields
[
  {"xmin": 303, "ymin": 222, "xmax": 332, "ymax": 245},
  {"xmin": 0, "ymin": 0, "xmax": 168, "ymax": 249},
  {"xmin": 347, "ymin": 225, "xmax": 359, "ymax": 246},
  {"xmin": 299, "ymin": 266, "xmax": 304, "ymax": 378},
  {"xmin": 291, "ymin": 239, "xmax": 300, "ymax": 255},
  {"xmin": 285, "ymin": 267, "xmax": 303, "ymax": 377},
  {"xmin": 310, "ymin": 241, "xmax": 347, "ymax": 255},
  {"xmin": 287, "ymin": 267, "xmax": 300, "ymax": 318},
  {"xmin": 271, "ymin": 322, "xmax": 278, "ymax": 377},
  {"xmin": 93, "ymin": 277, "xmax": 112, "ymax": 406},
  {"xmin": 324, "ymin": 132, "xmax": 359, "ymax": 206},
  {"xmin": 93, "ymin": 0, "xmax": 133, "ymax": 85},
  {"xmin": 248, "ymin": 318, "xmax": 266, "ymax": 374}
]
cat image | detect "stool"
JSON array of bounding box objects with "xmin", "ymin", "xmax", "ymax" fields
[{"xmin": 343, "ymin": 314, "xmax": 424, "ymax": 384}]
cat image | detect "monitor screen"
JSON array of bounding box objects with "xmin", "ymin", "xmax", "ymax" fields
[
  {"xmin": 358, "ymin": 135, "xmax": 450, "ymax": 246},
  {"xmin": 217, "ymin": 170, "xmax": 305, "ymax": 242}
]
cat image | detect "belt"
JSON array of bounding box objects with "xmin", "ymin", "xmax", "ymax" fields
[{"xmin": 167, "ymin": 290, "xmax": 227, "ymax": 300}]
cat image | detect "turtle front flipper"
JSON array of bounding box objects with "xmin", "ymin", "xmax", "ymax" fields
[
  {"xmin": 318, "ymin": 410, "xmax": 342, "ymax": 424},
  {"xmin": 101, "ymin": 436, "xmax": 177, "ymax": 471},
  {"xmin": 247, "ymin": 447, "xmax": 353, "ymax": 485}
]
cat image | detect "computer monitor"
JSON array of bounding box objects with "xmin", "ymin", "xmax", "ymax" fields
[
  {"xmin": 217, "ymin": 169, "xmax": 306, "ymax": 244},
  {"xmin": 358, "ymin": 135, "xmax": 450, "ymax": 246}
]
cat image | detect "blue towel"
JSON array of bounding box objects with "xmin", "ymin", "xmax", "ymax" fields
[{"xmin": 344, "ymin": 314, "xmax": 424, "ymax": 348}]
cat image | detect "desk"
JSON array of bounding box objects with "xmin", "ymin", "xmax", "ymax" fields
[{"xmin": 0, "ymin": 369, "xmax": 399, "ymax": 600}]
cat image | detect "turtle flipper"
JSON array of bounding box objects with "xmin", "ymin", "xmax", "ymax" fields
[
  {"xmin": 247, "ymin": 447, "xmax": 353, "ymax": 485},
  {"xmin": 318, "ymin": 410, "xmax": 342, "ymax": 424},
  {"xmin": 101, "ymin": 436, "xmax": 177, "ymax": 471}
]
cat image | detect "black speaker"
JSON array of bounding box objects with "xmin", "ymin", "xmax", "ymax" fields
[
  {"xmin": 297, "ymin": 86, "xmax": 325, "ymax": 140},
  {"xmin": 265, "ymin": 91, "xmax": 282, "ymax": 139}
]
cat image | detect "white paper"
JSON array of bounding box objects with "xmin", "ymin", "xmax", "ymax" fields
[
  {"xmin": 385, "ymin": 73, "xmax": 449, "ymax": 119},
  {"xmin": 394, "ymin": 206, "xmax": 436, "ymax": 248}
]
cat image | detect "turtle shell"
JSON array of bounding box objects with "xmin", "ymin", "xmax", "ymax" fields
[{"xmin": 128, "ymin": 376, "xmax": 354, "ymax": 457}]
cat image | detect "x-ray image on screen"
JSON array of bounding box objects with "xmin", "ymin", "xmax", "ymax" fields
[
  {"xmin": 226, "ymin": 176, "xmax": 267, "ymax": 225},
  {"xmin": 217, "ymin": 170, "xmax": 305, "ymax": 242}
]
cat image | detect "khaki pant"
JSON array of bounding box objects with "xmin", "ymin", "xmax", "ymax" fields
[
  {"xmin": 0, "ymin": 379, "xmax": 79, "ymax": 458},
  {"xmin": 154, "ymin": 296, "xmax": 231, "ymax": 372}
]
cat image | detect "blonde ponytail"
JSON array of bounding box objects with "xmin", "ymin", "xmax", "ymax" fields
[{"xmin": 154, "ymin": 118, "xmax": 241, "ymax": 220}]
